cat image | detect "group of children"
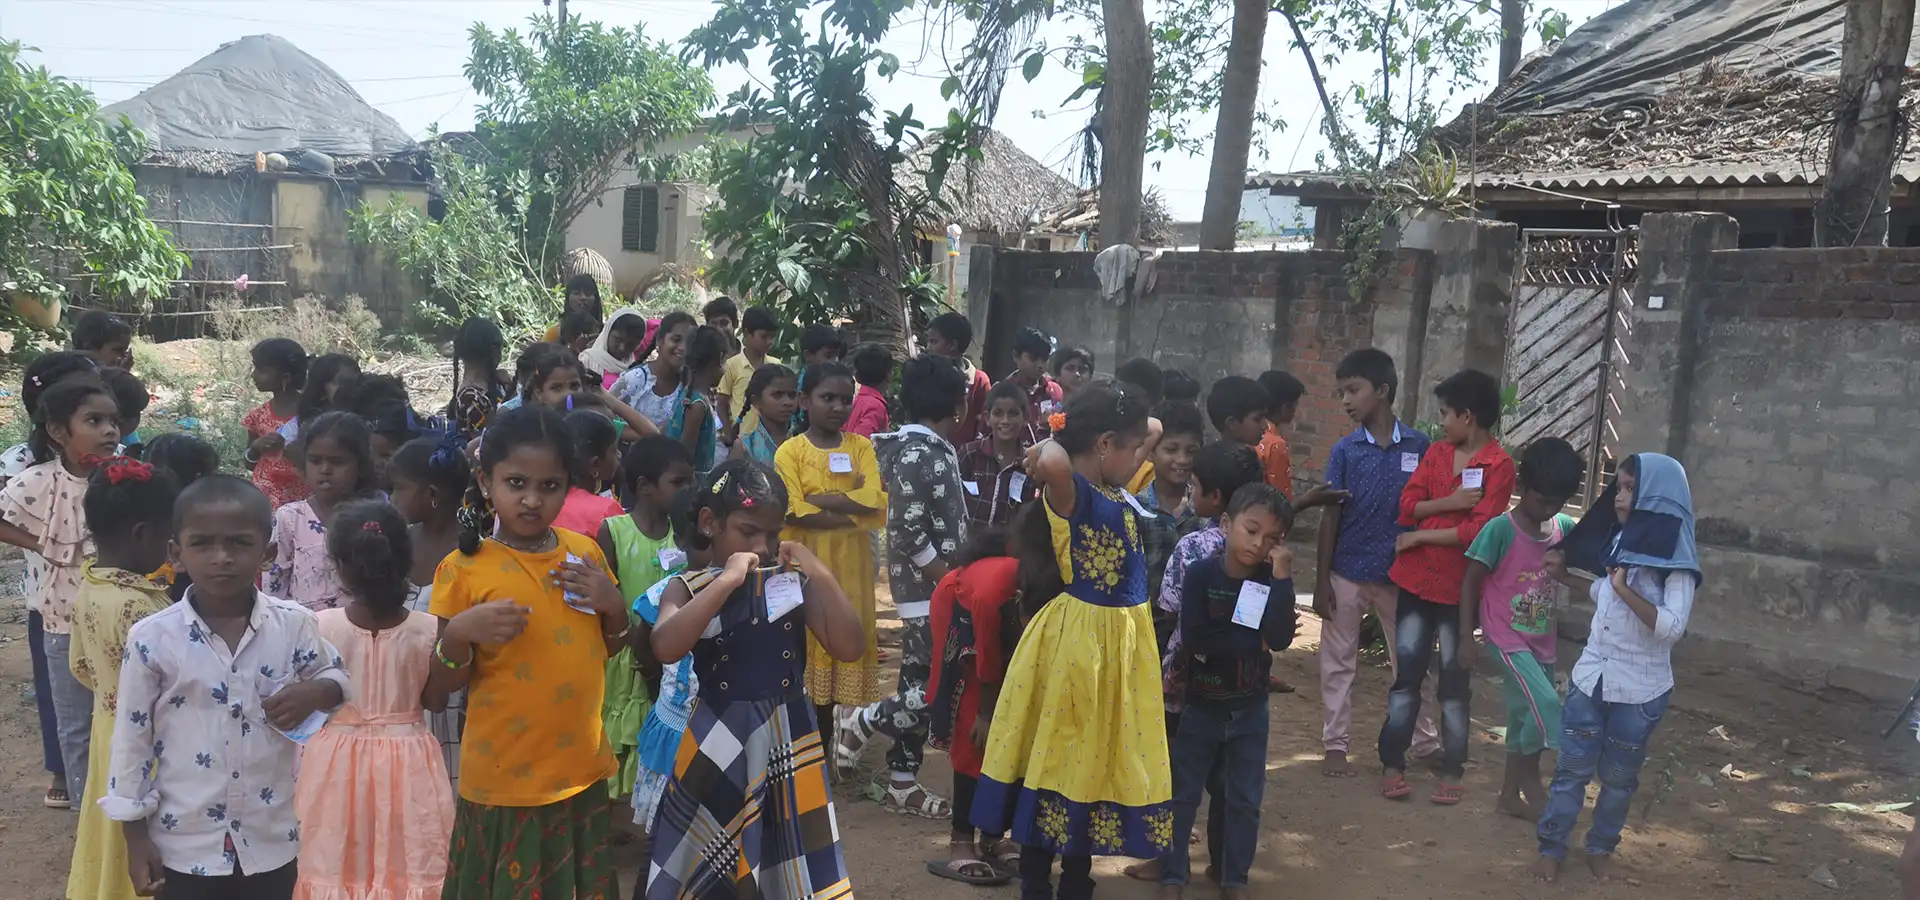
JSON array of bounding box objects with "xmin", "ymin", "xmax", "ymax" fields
[{"xmin": 13, "ymin": 295, "xmax": 1700, "ymax": 900}]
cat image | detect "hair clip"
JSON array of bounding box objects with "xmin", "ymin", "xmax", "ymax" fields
[
  {"xmin": 361, "ymin": 521, "xmax": 382, "ymax": 533},
  {"xmin": 710, "ymin": 469, "xmax": 732, "ymax": 495},
  {"xmin": 101, "ymin": 457, "xmax": 153, "ymax": 485},
  {"xmin": 1048, "ymin": 411, "xmax": 1067, "ymax": 432}
]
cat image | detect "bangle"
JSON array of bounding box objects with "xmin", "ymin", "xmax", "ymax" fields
[{"xmin": 432, "ymin": 638, "xmax": 473, "ymax": 670}]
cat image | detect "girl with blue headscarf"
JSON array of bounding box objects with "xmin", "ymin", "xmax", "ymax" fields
[{"xmin": 1533, "ymin": 453, "xmax": 1700, "ymax": 883}]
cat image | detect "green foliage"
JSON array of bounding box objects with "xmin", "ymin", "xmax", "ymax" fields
[
  {"xmin": 0, "ymin": 40, "xmax": 186, "ymax": 313},
  {"xmin": 687, "ymin": 0, "xmax": 977, "ymax": 348},
  {"xmin": 350, "ymin": 142, "xmax": 560, "ymax": 343},
  {"xmin": 463, "ymin": 15, "xmax": 714, "ymax": 272}
]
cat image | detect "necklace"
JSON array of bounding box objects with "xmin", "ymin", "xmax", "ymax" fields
[{"xmin": 493, "ymin": 529, "xmax": 557, "ymax": 554}]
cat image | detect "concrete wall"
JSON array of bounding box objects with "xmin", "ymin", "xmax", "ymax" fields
[
  {"xmin": 564, "ymin": 128, "xmax": 762, "ymax": 294},
  {"xmin": 274, "ymin": 177, "xmax": 430, "ymax": 326}
]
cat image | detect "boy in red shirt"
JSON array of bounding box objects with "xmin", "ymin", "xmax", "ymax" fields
[
  {"xmin": 847, "ymin": 342, "xmax": 894, "ymax": 437},
  {"xmin": 1380, "ymin": 369, "xmax": 1515, "ymax": 806}
]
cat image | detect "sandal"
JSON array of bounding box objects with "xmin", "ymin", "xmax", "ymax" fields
[
  {"xmin": 926, "ymin": 857, "xmax": 1010, "ymax": 886},
  {"xmin": 984, "ymin": 838, "xmax": 1021, "ymax": 878},
  {"xmin": 834, "ymin": 709, "xmax": 874, "ymax": 774},
  {"xmin": 1430, "ymin": 782, "xmax": 1466, "ymax": 806},
  {"xmin": 882, "ymin": 781, "xmax": 953, "ymax": 819},
  {"xmin": 1381, "ymin": 772, "xmax": 1413, "ymax": 800},
  {"xmin": 44, "ymin": 786, "xmax": 70, "ymax": 810}
]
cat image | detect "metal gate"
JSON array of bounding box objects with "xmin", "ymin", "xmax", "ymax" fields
[{"xmin": 1504, "ymin": 229, "xmax": 1637, "ymax": 506}]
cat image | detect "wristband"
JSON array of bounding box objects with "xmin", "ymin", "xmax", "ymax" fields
[{"xmin": 432, "ymin": 638, "xmax": 473, "ymax": 670}]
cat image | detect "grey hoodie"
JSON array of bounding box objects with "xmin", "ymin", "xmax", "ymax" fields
[{"xmin": 873, "ymin": 424, "xmax": 969, "ymax": 619}]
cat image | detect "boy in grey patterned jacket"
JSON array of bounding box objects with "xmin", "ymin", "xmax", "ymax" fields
[{"xmin": 837, "ymin": 354, "xmax": 971, "ymax": 817}]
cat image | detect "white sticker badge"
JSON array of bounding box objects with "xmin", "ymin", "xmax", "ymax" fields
[
  {"xmin": 1122, "ymin": 490, "xmax": 1158, "ymax": 519},
  {"xmin": 1461, "ymin": 467, "xmax": 1485, "ymax": 490},
  {"xmin": 657, "ymin": 547, "xmax": 687, "ymax": 572},
  {"xmin": 1232, "ymin": 580, "xmax": 1271, "ymax": 629},
  {"xmin": 828, "ymin": 452, "xmax": 854, "ymax": 474},
  {"xmin": 963, "ymin": 480, "xmax": 980, "ymax": 496},
  {"xmin": 1007, "ymin": 471, "xmax": 1028, "ymax": 501},
  {"xmin": 765, "ymin": 571, "xmax": 805, "ymax": 621},
  {"xmin": 1401, "ymin": 452, "xmax": 1420, "ymax": 473}
]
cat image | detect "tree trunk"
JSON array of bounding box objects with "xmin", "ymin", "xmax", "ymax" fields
[
  {"xmin": 1199, "ymin": 0, "xmax": 1270, "ymax": 250},
  {"xmin": 1098, "ymin": 0, "xmax": 1152, "ymax": 249},
  {"xmin": 1817, "ymin": 0, "xmax": 1915, "ymax": 247},
  {"xmin": 1498, "ymin": 0, "xmax": 1526, "ymax": 80}
]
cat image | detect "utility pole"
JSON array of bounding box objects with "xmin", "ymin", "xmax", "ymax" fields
[
  {"xmin": 545, "ymin": 0, "xmax": 568, "ymax": 29},
  {"xmin": 1817, "ymin": 0, "xmax": 1915, "ymax": 246}
]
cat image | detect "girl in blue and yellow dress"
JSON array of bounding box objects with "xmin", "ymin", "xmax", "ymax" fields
[{"xmin": 970, "ymin": 383, "xmax": 1170, "ymax": 900}]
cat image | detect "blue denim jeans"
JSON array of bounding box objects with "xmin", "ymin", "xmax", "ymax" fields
[
  {"xmin": 43, "ymin": 628, "xmax": 91, "ymax": 806},
  {"xmin": 1377, "ymin": 590, "xmax": 1471, "ymax": 779},
  {"xmin": 27, "ymin": 611, "xmax": 63, "ymax": 779},
  {"xmin": 1536, "ymin": 682, "xmax": 1671, "ymax": 860},
  {"xmin": 1162, "ymin": 701, "xmax": 1268, "ymax": 888}
]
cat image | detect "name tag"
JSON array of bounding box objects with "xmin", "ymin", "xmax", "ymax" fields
[
  {"xmin": 828, "ymin": 452, "xmax": 853, "ymax": 474},
  {"xmin": 1008, "ymin": 471, "xmax": 1028, "ymax": 500},
  {"xmin": 562, "ymin": 553, "xmax": 594, "ymax": 613},
  {"xmin": 1123, "ymin": 490, "xmax": 1157, "ymax": 519},
  {"xmin": 1232, "ymin": 580, "xmax": 1271, "ymax": 629},
  {"xmin": 657, "ymin": 547, "xmax": 687, "ymax": 571},
  {"xmin": 277, "ymin": 419, "xmax": 300, "ymax": 442},
  {"xmin": 765, "ymin": 571, "xmax": 805, "ymax": 621},
  {"xmin": 1401, "ymin": 452, "xmax": 1419, "ymax": 473},
  {"xmin": 963, "ymin": 480, "xmax": 979, "ymax": 496},
  {"xmin": 1462, "ymin": 467, "xmax": 1484, "ymax": 490}
]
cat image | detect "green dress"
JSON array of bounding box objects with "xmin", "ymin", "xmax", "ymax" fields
[{"xmin": 604, "ymin": 514, "xmax": 674, "ymax": 797}]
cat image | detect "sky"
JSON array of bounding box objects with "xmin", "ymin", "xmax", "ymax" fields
[{"xmin": 3, "ymin": 0, "xmax": 1614, "ymax": 220}]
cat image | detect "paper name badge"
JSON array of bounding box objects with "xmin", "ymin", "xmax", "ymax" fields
[
  {"xmin": 1461, "ymin": 467, "xmax": 1485, "ymax": 490},
  {"xmin": 1008, "ymin": 472, "xmax": 1028, "ymax": 501},
  {"xmin": 1122, "ymin": 490, "xmax": 1157, "ymax": 519},
  {"xmin": 963, "ymin": 480, "xmax": 980, "ymax": 496},
  {"xmin": 765, "ymin": 571, "xmax": 805, "ymax": 621},
  {"xmin": 1231, "ymin": 580, "xmax": 1271, "ymax": 629},
  {"xmin": 1401, "ymin": 452, "xmax": 1420, "ymax": 473},
  {"xmin": 657, "ymin": 547, "xmax": 688, "ymax": 572},
  {"xmin": 277, "ymin": 418, "xmax": 300, "ymax": 442},
  {"xmin": 828, "ymin": 452, "xmax": 854, "ymax": 474},
  {"xmin": 562, "ymin": 553, "xmax": 594, "ymax": 612}
]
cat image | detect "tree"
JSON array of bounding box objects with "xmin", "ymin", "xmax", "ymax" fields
[
  {"xmin": 1816, "ymin": 0, "xmax": 1915, "ymax": 247},
  {"xmin": 463, "ymin": 15, "xmax": 713, "ymax": 270},
  {"xmin": 1198, "ymin": 0, "xmax": 1269, "ymax": 249},
  {"xmin": 0, "ymin": 41, "xmax": 185, "ymax": 316},
  {"xmin": 1098, "ymin": 0, "xmax": 1153, "ymax": 248},
  {"xmin": 1498, "ymin": 0, "xmax": 1526, "ymax": 80}
]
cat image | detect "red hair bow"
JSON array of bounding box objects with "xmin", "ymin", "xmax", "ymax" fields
[{"xmin": 101, "ymin": 457, "xmax": 153, "ymax": 485}]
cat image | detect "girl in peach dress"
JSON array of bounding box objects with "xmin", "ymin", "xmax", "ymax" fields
[{"xmin": 294, "ymin": 499, "xmax": 455, "ymax": 900}]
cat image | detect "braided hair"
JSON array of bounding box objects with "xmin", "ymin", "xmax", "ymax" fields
[
  {"xmin": 681, "ymin": 457, "xmax": 788, "ymax": 555},
  {"xmin": 83, "ymin": 456, "xmax": 181, "ymax": 548},
  {"xmin": 459, "ymin": 405, "xmax": 576, "ymax": 554},
  {"xmin": 734, "ymin": 362, "xmax": 796, "ymax": 431}
]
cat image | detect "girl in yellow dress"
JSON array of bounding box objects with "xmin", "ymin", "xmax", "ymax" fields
[
  {"xmin": 970, "ymin": 383, "xmax": 1168, "ymax": 900},
  {"xmin": 68, "ymin": 457, "xmax": 181, "ymax": 900},
  {"xmin": 774, "ymin": 360, "xmax": 887, "ymax": 722}
]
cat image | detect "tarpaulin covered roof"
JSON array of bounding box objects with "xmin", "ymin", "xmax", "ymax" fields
[
  {"xmin": 1492, "ymin": 0, "xmax": 1920, "ymax": 116},
  {"xmin": 101, "ymin": 34, "xmax": 417, "ymax": 158}
]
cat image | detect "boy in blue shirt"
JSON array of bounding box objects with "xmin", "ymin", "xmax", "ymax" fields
[{"xmin": 1312, "ymin": 348, "xmax": 1439, "ymax": 776}]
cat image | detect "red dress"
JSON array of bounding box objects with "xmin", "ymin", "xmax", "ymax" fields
[
  {"xmin": 928, "ymin": 556, "xmax": 1018, "ymax": 777},
  {"xmin": 243, "ymin": 403, "xmax": 308, "ymax": 509}
]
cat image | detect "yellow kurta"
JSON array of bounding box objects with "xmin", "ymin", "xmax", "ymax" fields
[
  {"xmin": 774, "ymin": 432, "xmax": 887, "ymax": 706},
  {"xmin": 68, "ymin": 563, "xmax": 172, "ymax": 900}
]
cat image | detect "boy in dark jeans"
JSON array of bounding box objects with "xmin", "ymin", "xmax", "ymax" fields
[
  {"xmin": 1380, "ymin": 369, "xmax": 1514, "ymax": 805},
  {"xmin": 1160, "ymin": 483, "xmax": 1297, "ymax": 900}
]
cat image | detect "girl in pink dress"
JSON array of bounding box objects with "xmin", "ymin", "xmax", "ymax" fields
[{"xmin": 294, "ymin": 499, "xmax": 455, "ymax": 900}]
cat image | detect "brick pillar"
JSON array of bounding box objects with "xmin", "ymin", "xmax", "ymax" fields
[
  {"xmin": 1618, "ymin": 212, "xmax": 1739, "ymax": 461},
  {"xmin": 1412, "ymin": 217, "xmax": 1518, "ymax": 423}
]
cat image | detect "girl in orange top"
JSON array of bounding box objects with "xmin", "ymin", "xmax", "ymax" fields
[{"xmin": 427, "ymin": 405, "xmax": 629, "ymax": 900}]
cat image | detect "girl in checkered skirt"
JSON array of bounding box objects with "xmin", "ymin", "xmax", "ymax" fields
[{"xmin": 645, "ymin": 459, "xmax": 866, "ymax": 899}]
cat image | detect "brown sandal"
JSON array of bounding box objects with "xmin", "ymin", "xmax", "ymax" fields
[{"xmin": 1381, "ymin": 772, "xmax": 1413, "ymax": 800}]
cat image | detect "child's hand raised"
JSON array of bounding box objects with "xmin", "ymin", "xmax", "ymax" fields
[
  {"xmin": 1269, "ymin": 544, "xmax": 1294, "ymax": 580},
  {"xmin": 557, "ymin": 557, "xmax": 624, "ymax": 617},
  {"xmin": 720, "ymin": 551, "xmax": 760, "ymax": 586},
  {"xmin": 448, "ymin": 599, "xmax": 531, "ymax": 647}
]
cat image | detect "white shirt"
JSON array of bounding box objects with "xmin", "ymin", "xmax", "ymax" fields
[
  {"xmin": 1569, "ymin": 566, "xmax": 1695, "ymax": 706},
  {"xmin": 102, "ymin": 591, "xmax": 350, "ymax": 877}
]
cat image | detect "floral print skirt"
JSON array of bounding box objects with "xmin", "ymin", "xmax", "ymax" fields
[{"xmin": 443, "ymin": 789, "xmax": 616, "ymax": 900}]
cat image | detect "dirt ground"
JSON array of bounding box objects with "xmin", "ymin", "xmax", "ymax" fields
[{"xmin": 3, "ymin": 573, "xmax": 1916, "ymax": 899}]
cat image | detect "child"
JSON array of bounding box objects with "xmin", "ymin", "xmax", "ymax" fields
[
  {"xmin": 1007, "ymin": 327, "xmax": 1062, "ymax": 436},
  {"xmin": 449, "ymin": 317, "xmax": 511, "ymax": 437},
  {"xmin": 1532, "ymin": 453, "xmax": 1697, "ymax": 883},
  {"xmin": 142, "ymin": 433, "xmax": 220, "ymax": 603},
  {"xmin": 510, "ymin": 342, "xmax": 586, "ymax": 411},
  {"xmin": 71, "ymin": 309, "xmax": 134, "ymax": 369},
  {"xmin": 1161, "ymin": 484, "xmax": 1297, "ymax": 899},
  {"xmin": 728, "ymin": 363, "xmax": 798, "ymax": 466},
  {"xmin": 1460, "ymin": 436, "xmax": 1583, "ymax": 821},
  {"xmin": 389, "ymin": 435, "xmax": 471, "ymax": 785},
  {"xmin": 598, "ymin": 436, "xmax": 697, "ymax": 804},
  {"xmin": 924, "ymin": 311, "xmax": 992, "ymax": 443},
  {"xmin": 799, "ymin": 322, "xmax": 847, "ymax": 365},
  {"xmin": 1163, "ymin": 369, "xmax": 1201, "ymax": 407},
  {"xmin": 102, "ymin": 367, "xmax": 150, "ymax": 459},
  {"xmin": 1204, "ymin": 374, "xmax": 1269, "ymax": 452},
  {"xmin": 295, "ymin": 499, "xmax": 455, "ymax": 900},
  {"xmin": 543, "ymin": 273, "xmax": 606, "ymax": 344},
  {"xmin": 337, "ymin": 373, "xmax": 424, "ymax": 488},
  {"xmin": 925, "ymin": 530, "xmax": 1018, "ymax": 885},
  {"xmin": 1128, "ymin": 440, "xmax": 1262, "ymax": 885},
  {"xmin": 244, "ymin": 337, "xmax": 310, "ymax": 509},
  {"xmin": 847, "ymin": 341, "xmax": 893, "ymax": 437},
  {"xmin": 428, "ymin": 405, "xmax": 627, "ymax": 899},
  {"xmin": 1255, "ymin": 370, "xmax": 1304, "ymax": 501},
  {"xmin": 775, "ymin": 361, "xmax": 888, "ymax": 719},
  {"xmin": 1314, "ymin": 348, "xmax": 1437, "ymax": 777},
  {"xmin": 702, "ymin": 294, "xmax": 741, "ymax": 353},
  {"xmin": 0, "ymin": 377, "xmax": 123, "ymax": 810},
  {"xmin": 959, "ymin": 381, "xmax": 1035, "ymax": 528},
  {"xmin": 646, "ymin": 459, "xmax": 867, "ymax": 899},
  {"xmin": 67, "ymin": 456, "xmax": 179, "ymax": 900},
  {"xmin": 837, "ymin": 355, "xmax": 969, "ymax": 812},
  {"xmin": 103, "ymin": 475, "xmax": 349, "ymax": 900},
  {"xmin": 1048, "ymin": 345, "xmax": 1094, "ymax": 400},
  {"xmin": 1114, "ymin": 358, "xmax": 1166, "ymax": 407},
  {"xmin": 1, "ymin": 351, "xmax": 101, "ymax": 491},
  {"xmin": 581, "ymin": 308, "xmax": 651, "ymax": 389},
  {"xmin": 554, "ymin": 410, "xmax": 625, "ymax": 535},
  {"xmin": 1380, "ymin": 368, "xmax": 1514, "ymax": 805},
  {"xmin": 668, "ymin": 325, "xmax": 728, "ymax": 472},
  {"xmin": 269, "ymin": 411, "xmax": 379, "ymax": 612},
  {"xmin": 298, "ymin": 352, "xmax": 361, "ymax": 435},
  {"xmin": 1139, "ymin": 402, "xmax": 1205, "ymax": 613},
  {"xmin": 626, "ymin": 484, "xmax": 706, "ymax": 831},
  {"xmin": 561, "ymin": 310, "xmax": 604, "ymax": 357},
  {"xmin": 717, "ymin": 305, "xmax": 783, "ymax": 436},
  {"xmin": 971, "ymin": 382, "xmax": 1169, "ymax": 899}
]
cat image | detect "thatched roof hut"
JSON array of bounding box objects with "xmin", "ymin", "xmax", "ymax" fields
[{"xmin": 896, "ymin": 130, "xmax": 1081, "ymax": 235}]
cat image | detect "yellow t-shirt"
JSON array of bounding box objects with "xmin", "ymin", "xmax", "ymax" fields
[
  {"xmin": 719, "ymin": 351, "xmax": 783, "ymax": 435},
  {"xmin": 431, "ymin": 531, "xmax": 618, "ymax": 807}
]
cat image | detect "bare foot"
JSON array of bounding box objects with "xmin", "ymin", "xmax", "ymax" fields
[
  {"xmin": 1321, "ymin": 751, "xmax": 1356, "ymax": 777},
  {"xmin": 1496, "ymin": 792, "xmax": 1542, "ymax": 821},
  {"xmin": 1125, "ymin": 859, "xmax": 1162, "ymax": 882},
  {"xmin": 1586, "ymin": 853, "xmax": 1617, "ymax": 881},
  {"xmin": 1532, "ymin": 856, "xmax": 1562, "ymax": 883}
]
